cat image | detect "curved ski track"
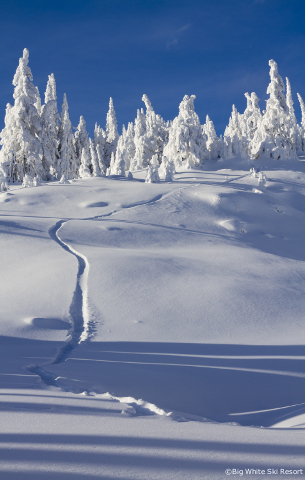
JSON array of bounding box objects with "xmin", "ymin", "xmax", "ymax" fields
[{"xmin": 27, "ymin": 219, "xmax": 91, "ymax": 380}]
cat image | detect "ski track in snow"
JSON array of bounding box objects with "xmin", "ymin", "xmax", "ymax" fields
[
  {"xmin": 27, "ymin": 219, "xmax": 92, "ymax": 379},
  {"xmin": 26, "ymin": 186, "xmax": 202, "ymax": 421},
  {"xmin": 49, "ymin": 220, "xmax": 92, "ymax": 358}
]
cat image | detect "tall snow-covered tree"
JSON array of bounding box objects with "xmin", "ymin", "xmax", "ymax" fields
[
  {"xmin": 159, "ymin": 155, "xmax": 175, "ymax": 181},
  {"xmin": 140, "ymin": 95, "xmax": 168, "ymax": 165},
  {"xmin": 41, "ymin": 73, "xmax": 60, "ymax": 179},
  {"xmin": 75, "ymin": 115, "xmax": 92, "ymax": 177},
  {"xmin": 297, "ymin": 93, "xmax": 305, "ymax": 152},
  {"xmin": 58, "ymin": 94, "xmax": 78, "ymax": 178},
  {"xmin": 0, "ymin": 48, "xmax": 44, "ymax": 182},
  {"xmin": 240, "ymin": 93, "xmax": 253, "ymax": 136},
  {"xmin": 145, "ymin": 154, "xmax": 160, "ymax": 183},
  {"xmin": 297, "ymin": 93, "xmax": 305, "ymax": 130},
  {"xmin": 227, "ymin": 92, "xmax": 262, "ymax": 157},
  {"xmin": 123, "ymin": 122, "xmax": 136, "ymax": 171},
  {"xmin": 285, "ymin": 77, "xmax": 302, "ymax": 152},
  {"xmin": 35, "ymin": 89, "xmax": 42, "ymax": 117},
  {"xmin": 107, "ymin": 152, "xmax": 115, "ymax": 176},
  {"xmin": 74, "ymin": 116, "xmax": 90, "ymax": 164},
  {"xmin": 130, "ymin": 108, "xmax": 146, "ymax": 171},
  {"xmin": 141, "ymin": 95, "xmax": 158, "ymax": 166},
  {"xmin": 224, "ymin": 105, "xmax": 247, "ymax": 158},
  {"xmin": 104, "ymin": 97, "xmax": 119, "ymax": 168},
  {"xmin": 110, "ymin": 133, "xmax": 126, "ymax": 175},
  {"xmin": 202, "ymin": 115, "xmax": 220, "ymax": 159},
  {"xmin": 286, "ymin": 78, "xmax": 296, "ymax": 119},
  {"xmin": 0, "ymin": 104, "xmax": 17, "ymax": 181},
  {"xmin": 244, "ymin": 92, "xmax": 262, "ymax": 143},
  {"xmin": 250, "ymin": 60, "xmax": 297, "ymax": 160},
  {"xmin": 89, "ymin": 138, "xmax": 101, "ymax": 177},
  {"xmin": 94, "ymin": 123, "xmax": 107, "ymax": 174},
  {"xmin": 79, "ymin": 146, "xmax": 91, "ymax": 178},
  {"xmin": 163, "ymin": 95, "xmax": 208, "ymax": 169}
]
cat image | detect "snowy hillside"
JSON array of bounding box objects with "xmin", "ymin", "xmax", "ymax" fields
[{"xmin": 1, "ymin": 156, "xmax": 305, "ymax": 478}]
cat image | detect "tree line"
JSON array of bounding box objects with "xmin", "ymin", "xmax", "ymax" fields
[{"xmin": 0, "ymin": 49, "xmax": 304, "ymax": 189}]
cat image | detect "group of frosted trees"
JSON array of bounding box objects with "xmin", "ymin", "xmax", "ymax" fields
[
  {"xmin": 1, "ymin": 49, "xmax": 305, "ymax": 187},
  {"xmin": 223, "ymin": 60, "xmax": 305, "ymax": 161}
]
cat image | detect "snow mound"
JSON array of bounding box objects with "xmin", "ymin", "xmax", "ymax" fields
[
  {"xmin": 192, "ymin": 191, "xmax": 220, "ymax": 205},
  {"xmin": 218, "ymin": 219, "xmax": 237, "ymax": 231},
  {"xmin": 79, "ymin": 200, "xmax": 108, "ymax": 208},
  {"xmin": 0, "ymin": 192, "xmax": 13, "ymax": 203},
  {"xmin": 24, "ymin": 317, "xmax": 70, "ymax": 330}
]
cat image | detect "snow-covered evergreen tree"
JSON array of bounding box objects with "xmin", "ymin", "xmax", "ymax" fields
[
  {"xmin": 0, "ymin": 48, "xmax": 44, "ymax": 183},
  {"xmin": 89, "ymin": 138, "xmax": 101, "ymax": 177},
  {"xmin": 202, "ymin": 115, "xmax": 220, "ymax": 159},
  {"xmin": 0, "ymin": 105, "xmax": 17, "ymax": 181},
  {"xmin": 0, "ymin": 179, "xmax": 9, "ymax": 192},
  {"xmin": 76, "ymin": 116, "xmax": 92, "ymax": 178},
  {"xmin": 286, "ymin": 78, "xmax": 296, "ymax": 119},
  {"xmin": 250, "ymin": 60, "xmax": 297, "ymax": 160},
  {"xmin": 79, "ymin": 147, "xmax": 91, "ymax": 178},
  {"xmin": 123, "ymin": 122, "xmax": 136, "ymax": 172},
  {"xmin": 159, "ymin": 155, "xmax": 175, "ymax": 181},
  {"xmin": 240, "ymin": 93, "xmax": 253, "ymax": 136},
  {"xmin": 163, "ymin": 95, "xmax": 208, "ymax": 169},
  {"xmin": 297, "ymin": 93, "xmax": 305, "ymax": 130},
  {"xmin": 258, "ymin": 171, "xmax": 267, "ymax": 186},
  {"xmin": 224, "ymin": 105, "xmax": 247, "ymax": 158},
  {"xmin": 226, "ymin": 92, "xmax": 262, "ymax": 158},
  {"xmin": 145, "ymin": 155, "xmax": 160, "ymax": 183},
  {"xmin": 141, "ymin": 95, "xmax": 157, "ymax": 166},
  {"xmin": 59, "ymin": 173, "xmax": 70, "ymax": 184},
  {"xmin": 107, "ymin": 152, "xmax": 115, "ymax": 176},
  {"xmin": 130, "ymin": 108, "xmax": 146, "ymax": 171},
  {"xmin": 244, "ymin": 92, "xmax": 262, "ymax": 143},
  {"xmin": 285, "ymin": 77, "xmax": 301, "ymax": 152},
  {"xmin": 297, "ymin": 93, "xmax": 305, "ymax": 152},
  {"xmin": 33, "ymin": 174, "xmax": 42, "ymax": 187},
  {"xmin": 57, "ymin": 94, "xmax": 78, "ymax": 178},
  {"xmin": 104, "ymin": 97, "xmax": 119, "ymax": 168},
  {"xmin": 110, "ymin": 134, "xmax": 126, "ymax": 175},
  {"xmin": 74, "ymin": 115, "xmax": 90, "ymax": 168},
  {"xmin": 23, "ymin": 173, "xmax": 34, "ymax": 187},
  {"xmin": 94, "ymin": 123, "xmax": 107, "ymax": 175},
  {"xmin": 140, "ymin": 95, "xmax": 168, "ymax": 165},
  {"xmin": 34, "ymin": 88, "xmax": 42, "ymax": 116},
  {"xmin": 41, "ymin": 73, "xmax": 60, "ymax": 179}
]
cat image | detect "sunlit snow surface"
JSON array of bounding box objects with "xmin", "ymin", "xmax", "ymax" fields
[{"xmin": 1, "ymin": 158, "xmax": 305, "ymax": 478}]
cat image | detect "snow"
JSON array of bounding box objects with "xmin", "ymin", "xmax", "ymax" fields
[
  {"xmin": 1, "ymin": 386, "xmax": 304, "ymax": 480},
  {"xmin": 1, "ymin": 159, "xmax": 305, "ymax": 478}
]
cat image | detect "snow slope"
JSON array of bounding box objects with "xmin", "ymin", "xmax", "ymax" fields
[{"xmin": 1, "ymin": 159, "xmax": 305, "ymax": 478}]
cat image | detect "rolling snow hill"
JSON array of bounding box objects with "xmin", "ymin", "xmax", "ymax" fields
[{"xmin": 1, "ymin": 158, "xmax": 305, "ymax": 479}]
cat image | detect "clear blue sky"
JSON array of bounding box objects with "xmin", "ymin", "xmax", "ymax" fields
[{"xmin": 0, "ymin": 0, "xmax": 304, "ymax": 136}]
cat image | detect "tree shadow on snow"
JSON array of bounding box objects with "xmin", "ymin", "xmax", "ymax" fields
[
  {"xmin": 47, "ymin": 341, "xmax": 305, "ymax": 427},
  {"xmin": 0, "ymin": 433, "xmax": 304, "ymax": 480},
  {"xmin": 2, "ymin": 335, "xmax": 305, "ymax": 427}
]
